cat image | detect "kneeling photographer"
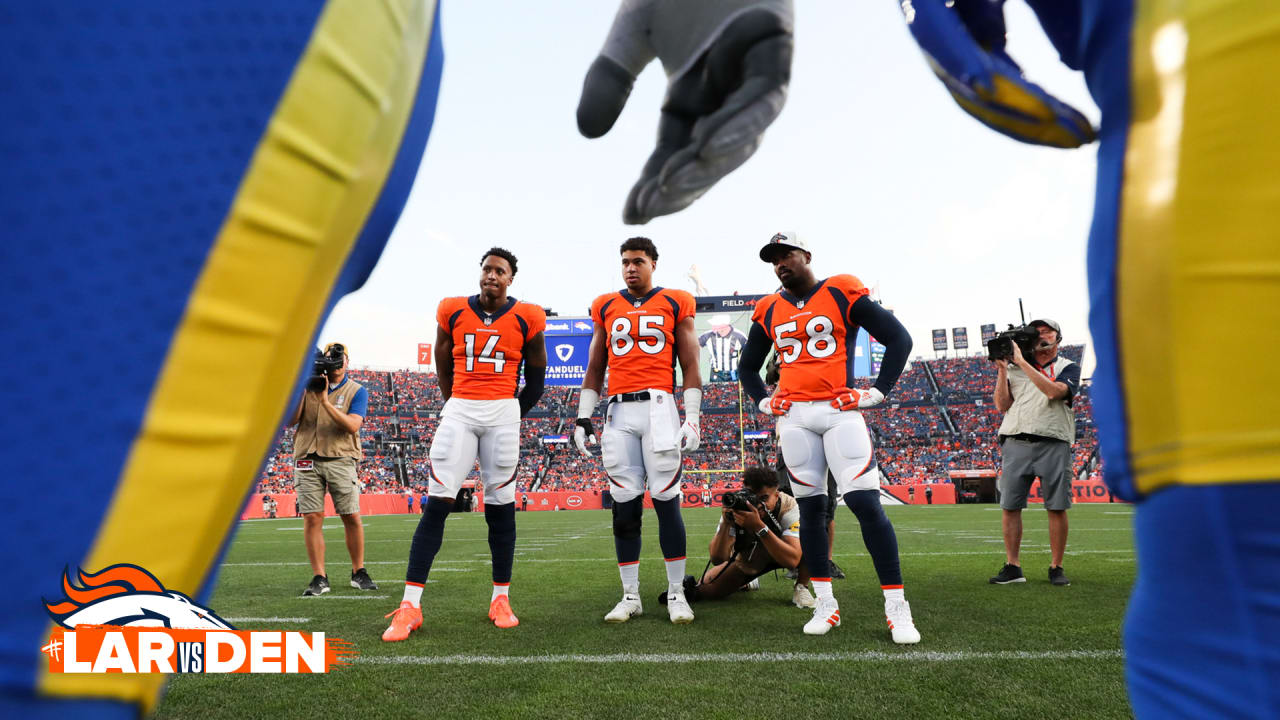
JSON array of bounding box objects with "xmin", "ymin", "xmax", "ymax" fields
[{"xmin": 667, "ymin": 467, "xmax": 803, "ymax": 605}]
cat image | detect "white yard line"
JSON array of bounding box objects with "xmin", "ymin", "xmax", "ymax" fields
[
  {"xmin": 222, "ymin": 549, "xmax": 1134, "ymax": 567},
  {"xmin": 223, "ymin": 617, "xmax": 312, "ymax": 623},
  {"xmin": 297, "ymin": 595, "xmax": 389, "ymax": 600},
  {"xmin": 358, "ymin": 649, "xmax": 1124, "ymax": 667}
]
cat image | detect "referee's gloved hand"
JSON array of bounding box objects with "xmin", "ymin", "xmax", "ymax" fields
[
  {"xmin": 758, "ymin": 394, "xmax": 792, "ymax": 416},
  {"xmin": 831, "ymin": 387, "xmax": 884, "ymax": 411},
  {"xmin": 573, "ymin": 418, "xmax": 598, "ymax": 457}
]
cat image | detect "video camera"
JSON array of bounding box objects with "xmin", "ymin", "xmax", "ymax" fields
[
  {"xmin": 307, "ymin": 343, "xmax": 346, "ymax": 392},
  {"xmin": 987, "ymin": 324, "xmax": 1040, "ymax": 362},
  {"xmin": 722, "ymin": 489, "xmax": 785, "ymax": 537}
]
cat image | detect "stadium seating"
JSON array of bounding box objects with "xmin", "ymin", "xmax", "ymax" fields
[{"xmin": 257, "ymin": 353, "xmax": 1100, "ymax": 496}]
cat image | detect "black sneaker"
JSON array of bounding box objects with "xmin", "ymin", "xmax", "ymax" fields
[
  {"xmin": 351, "ymin": 568, "xmax": 378, "ymax": 590},
  {"xmin": 829, "ymin": 559, "xmax": 846, "ymax": 580},
  {"xmin": 302, "ymin": 575, "xmax": 330, "ymax": 596},
  {"xmin": 988, "ymin": 563, "xmax": 1026, "ymax": 584},
  {"xmin": 1049, "ymin": 566, "xmax": 1071, "ymax": 586}
]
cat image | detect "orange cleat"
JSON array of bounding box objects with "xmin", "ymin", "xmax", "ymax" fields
[
  {"xmin": 488, "ymin": 595, "xmax": 519, "ymax": 629},
  {"xmin": 382, "ymin": 601, "xmax": 422, "ymax": 642}
]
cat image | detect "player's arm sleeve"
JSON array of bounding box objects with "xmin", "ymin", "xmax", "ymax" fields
[
  {"xmin": 518, "ymin": 330, "xmax": 548, "ymax": 417},
  {"xmin": 849, "ymin": 296, "xmax": 912, "ymax": 397},
  {"xmin": 1057, "ymin": 362, "xmax": 1081, "ymax": 404},
  {"xmin": 738, "ymin": 322, "xmax": 772, "ymax": 404},
  {"xmin": 349, "ymin": 386, "xmax": 368, "ymax": 418}
]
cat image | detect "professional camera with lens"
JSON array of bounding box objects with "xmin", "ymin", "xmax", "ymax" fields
[
  {"xmin": 721, "ymin": 490, "xmax": 758, "ymax": 513},
  {"xmin": 987, "ymin": 324, "xmax": 1040, "ymax": 362},
  {"xmin": 307, "ymin": 345, "xmax": 345, "ymax": 393}
]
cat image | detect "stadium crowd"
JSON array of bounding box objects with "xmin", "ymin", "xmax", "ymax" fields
[{"xmin": 254, "ymin": 346, "xmax": 1099, "ymax": 496}]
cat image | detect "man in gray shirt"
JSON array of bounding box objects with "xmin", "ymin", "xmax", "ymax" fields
[{"xmin": 988, "ymin": 320, "xmax": 1081, "ymax": 587}]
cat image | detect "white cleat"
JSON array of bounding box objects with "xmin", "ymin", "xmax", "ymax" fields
[
  {"xmin": 604, "ymin": 593, "xmax": 643, "ymax": 623},
  {"xmin": 803, "ymin": 597, "xmax": 841, "ymax": 635},
  {"xmin": 885, "ymin": 598, "xmax": 921, "ymax": 644},
  {"xmin": 742, "ymin": 578, "xmax": 761, "ymax": 592},
  {"xmin": 792, "ymin": 583, "xmax": 816, "ymax": 609},
  {"xmin": 667, "ymin": 589, "xmax": 694, "ymax": 624}
]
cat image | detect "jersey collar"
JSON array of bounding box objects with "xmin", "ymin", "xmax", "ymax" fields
[
  {"xmin": 619, "ymin": 286, "xmax": 663, "ymax": 307},
  {"xmin": 779, "ymin": 278, "xmax": 827, "ymax": 309},
  {"xmin": 468, "ymin": 295, "xmax": 517, "ymax": 325}
]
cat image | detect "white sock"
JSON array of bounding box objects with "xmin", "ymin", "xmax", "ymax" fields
[
  {"xmin": 882, "ymin": 586, "xmax": 905, "ymax": 602},
  {"xmin": 402, "ymin": 581, "xmax": 424, "ymax": 608},
  {"xmin": 619, "ymin": 561, "xmax": 640, "ymax": 595},
  {"xmin": 664, "ymin": 557, "xmax": 686, "ymax": 592},
  {"xmin": 812, "ymin": 579, "xmax": 834, "ymax": 603},
  {"xmin": 492, "ymin": 583, "xmax": 510, "ymax": 602}
]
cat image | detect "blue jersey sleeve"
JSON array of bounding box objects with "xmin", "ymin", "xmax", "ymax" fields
[{"xmin": 349, "ymin": 386, "xmax": 369, "ymax": 417}]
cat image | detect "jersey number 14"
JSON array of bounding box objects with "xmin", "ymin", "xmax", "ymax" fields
[{"xmin": 464, "ymin": 333, "xmax": 506, "ymax": 372}]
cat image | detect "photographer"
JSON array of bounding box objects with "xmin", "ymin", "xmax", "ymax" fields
[
  {"xmin": 989, "ymin": 320, "xmax": 1081, "ymax": 587},
  {"xmin": 288, "ymin": 342, "xmax": 378, "ymax": 596},
  {"xmin": 668, "ymin": 467, "xmax": 805, "ymax": 605}
]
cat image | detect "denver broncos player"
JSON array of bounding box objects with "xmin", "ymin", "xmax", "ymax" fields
[
  {"xmin": 383, "ymin": 248, "xmax": 546, "ymax": 641},
  {"xmin": 2, "ymin": 1, "xmax": 442, "ymax": 715},
  {"xmin": 738, "ymin": 233, "xmax": 919, "ymax": 642},
  {"xmin": 899, "ymin": 2, "xmax": 1280, "ymax": 715},
  {"xmin": 574, "ymin": 237, "xmax": 702, "ymax": 624}
]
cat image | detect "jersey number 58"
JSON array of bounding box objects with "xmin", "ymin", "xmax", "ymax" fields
[{"xmin": 773, "ymin": 315, "xmax": 836, "ymax": 362}]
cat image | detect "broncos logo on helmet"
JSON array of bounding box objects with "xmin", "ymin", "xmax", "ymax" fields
[{"xmin": 44, "ymin": 564, "xmax": 235, "ymax": 631}]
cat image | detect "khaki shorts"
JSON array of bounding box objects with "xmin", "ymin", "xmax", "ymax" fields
[{"xmin": 295, "ymin": 456, "xmax": 360, "ymax": 515}]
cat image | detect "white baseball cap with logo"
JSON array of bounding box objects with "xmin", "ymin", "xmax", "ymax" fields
[{"xmin": 759, "ymin": 231, "xmax": 809, "ymax": 262}]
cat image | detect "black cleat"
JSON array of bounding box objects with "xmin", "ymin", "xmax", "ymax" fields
[
  {"xmin": 302, "ymin": 575, "xmax": 330, "ymax": 596},
  {"xmin": 829, "ymin": 559, "xmax": 846, "ymax": 580},
  {"xmin": 351, "ymin": 568, "xmax": 378, "ymax": 590},
  {"xmin": 1049, "ymin": 566, "xmax": 1071, "ymax": 586},
  {"xmin": 988, "ymin": 563, "xmax": 1026, "ymax": 584}
]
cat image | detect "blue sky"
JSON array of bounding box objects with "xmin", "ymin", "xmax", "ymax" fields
[{"xmin": 320, "ymin": 1, "xmax": 1100, "ymax": 377}]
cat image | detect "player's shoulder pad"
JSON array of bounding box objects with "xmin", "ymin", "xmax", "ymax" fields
[
  {"xmin": 828, "ymin": 274, "xmax": 870, "ymax": 300},
  {"xmin": 516, "ymin": 301, "xmax": 547, "ymax": 335},
  {"xmin": 751, "ymin": 292, "xmax": 780, "ymax": 323},
  {"xmin": 436, "ymin": 296, "xmax": 468, "ymax": 326},
  {"xmin": 662, "ymin": 288, "xmax": 696, "ymax": 319},
  {"xmin": 589, "ymin": 291, "xmax": 621, "ymax": 323}
]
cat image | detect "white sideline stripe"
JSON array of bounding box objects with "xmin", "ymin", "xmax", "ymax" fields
[
  {"xmin": 359, "ymin": 649, "xmax": 1124, "ymax": 667},
  {"xmin": 222, "ymin": 549, "xmax": 1133, "ymax": 568},
  {"xmin": 297, "ymin": 595, "xmax": 389, "ymax": 600},
  {"xmin": 224, "ymin": 617, "xmax": 311, "ymax": 623}
]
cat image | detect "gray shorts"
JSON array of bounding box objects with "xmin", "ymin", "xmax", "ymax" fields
[
  {"xmin": 998, "ymin": 437, "xmax": 1073, "ymax": 511},
  {"xmin": 295, "ymin": 455, "xmax": 360, "ymax": 515}
]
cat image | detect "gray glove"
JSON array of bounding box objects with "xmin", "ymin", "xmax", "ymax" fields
[{"xmin": 578, "ymin": 0, "xmax": 794, "ymax": 225}]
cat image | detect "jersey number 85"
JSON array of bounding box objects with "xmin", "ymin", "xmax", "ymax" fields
[{"xmin": 611, "ymin": 316, "xmax": 666, "ymax": 356}]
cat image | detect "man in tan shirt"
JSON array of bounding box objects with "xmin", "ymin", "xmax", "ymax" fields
[{"xmin": 288, "ymin": 342, "xmax": 377, "ymax": 596}]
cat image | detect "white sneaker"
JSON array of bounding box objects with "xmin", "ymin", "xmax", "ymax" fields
[
  {"xmin": 885, "ymin": 598, "xmax": 921, "ymax": 644},
  {"xmin": 604, "ymin": 593, "xmax": 643, "ymax": 623},
  {"xmin": 803, "ymin": 597, "xmax": 840, "ymax": 635},
  {"xmin": 667, "ymin": 589, "xmax": 694, "ymax": 624},
  {"xmin": 743, "ymin": 578, "xmax": 761, "ymax": 592},
  {"xmin": 792, "ymin": 584, "xmax": 816, "ymax": 609}
]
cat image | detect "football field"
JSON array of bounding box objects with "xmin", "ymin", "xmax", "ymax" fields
[{"xmin": 158, "ymin": 504, "xmax": 1136, "ymax": 719}]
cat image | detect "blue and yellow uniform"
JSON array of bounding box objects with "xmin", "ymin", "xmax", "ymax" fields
[
  {"xmin": 910, "ymin": 0, "xmax": 1280, "ymax": 715},
  {"xmin": 0, "ymin": 1, "xmax": 443, "ymax": 716},
  {"xmin": 1076, "ymin": 2, "xmax": 1280, "ymax": 716}
]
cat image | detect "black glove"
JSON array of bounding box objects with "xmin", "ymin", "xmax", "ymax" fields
[{"xmin": 578, "ymin": 1, "xmax": 794, "ymax": 224}]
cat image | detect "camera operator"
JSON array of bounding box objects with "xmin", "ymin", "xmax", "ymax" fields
[
  {"xmin": 667, "ymin": 467, "xmax": 804, "ymax": 605},
  {"xmin": 288, "ymin": 342, "xmax": 378, "ymax": 596},
  {"xmin": 989, "ymin": 319, "xmax": 1081, "ymax": 587}
]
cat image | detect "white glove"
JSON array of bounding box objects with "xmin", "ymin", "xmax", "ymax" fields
[
  {"xmin": 758, "ymin": 394, "xmax": 792, "ymax": 416},
  {"xmin": 679, "ymin": 387, "xmax": 703, "ymax": 452},
  {"xmin": 831, "ymin": 387, "xmax": 884, "ymax": 411},
  {"xmin": 574, "ymin": 388, "xmax": 601, "ymax": 457}
]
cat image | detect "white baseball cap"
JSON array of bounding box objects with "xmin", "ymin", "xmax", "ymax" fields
[
  {"xmin": 1030, "ymin": 318, "xmax": 1062, "ymax": 335},
  {"xmin": 759, "ymin": 231, "xmax": 809, "ymax": 262}
]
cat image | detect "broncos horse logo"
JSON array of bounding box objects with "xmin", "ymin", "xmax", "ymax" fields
[{"xmin": 44, "ymin": 564, "xmax": 235, "ymax": 630}]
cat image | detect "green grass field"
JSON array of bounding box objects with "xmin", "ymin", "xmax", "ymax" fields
[{"xmin": 156, "ymin": 504, "xmax": 1136, "ymax": 719}]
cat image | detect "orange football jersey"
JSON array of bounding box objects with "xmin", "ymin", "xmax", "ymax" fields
[
  {"xmin": 437, "ymin": 296, "xmax": 546, "ymax": 400},
  {"xmin": 590, "ymin": 287, "xmax": 695, "ymax": 395},
  {"xmin": 751, "ymin": 274, "xmax": 870, "ymax": 401}
]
